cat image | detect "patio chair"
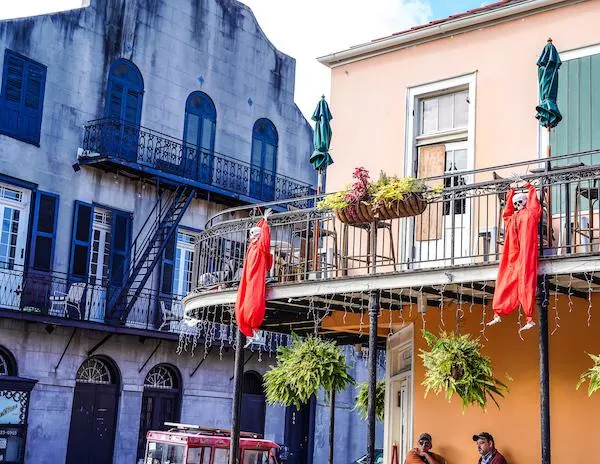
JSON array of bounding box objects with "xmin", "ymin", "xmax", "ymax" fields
[
  {"xmin": 158, "ymin": 300, "xmax": 183, "ymax": 331},
  {"xmin": 48, "ymin": 282, "xmax": 85, "ymax": 319}
]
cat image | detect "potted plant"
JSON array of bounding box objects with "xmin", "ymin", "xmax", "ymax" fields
[
  {"xmin": 264, "ymin": 334, "xmax": 354, "ymax": 408},
  {"xmin": 354, "ymin": 379, "xmax": 385, "ymax": 421},
  {"xmin": 576, "ymin": 353, "xmax": 600, "ymax": 396},
  {"xmin": 419, "ymin": 330, "xmax": 509, "ymax": 411},
  {"xmin": 317, "ymin": 167, "xmax": 436, "ymax": 225}
]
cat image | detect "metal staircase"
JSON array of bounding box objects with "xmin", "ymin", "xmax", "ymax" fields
[{"xmin": 108, "ymin": 184, "xmax": 195, "ymax": 324}]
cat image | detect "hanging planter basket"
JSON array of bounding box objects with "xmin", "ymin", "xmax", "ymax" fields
[
  {"xmin": 419, "ymin": 330, "xmax": 509, "ymax": 412},
  {"xmin": 335, "ymin": 193, "xmax": 427, "ymax": 225}
]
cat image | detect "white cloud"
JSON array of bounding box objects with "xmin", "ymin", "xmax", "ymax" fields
[
  {"xmin": 240, "ymin": 0, "xmax": 432, "ymax": 121},
  {"xmin": 0, "ymin": 0, "xmax": 433, "ymax": 121},
  {"xmin": 0, "ymin": 0, "xmax": 85, "ymax": 20}
]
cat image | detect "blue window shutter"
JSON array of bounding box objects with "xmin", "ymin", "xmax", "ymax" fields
[
  {"xmin": 0, "ymin": 50, "xmax": 46, "ymax": 145},
  {"xmin": 29, "ymin": 191, "xmax": 59, "ymax": 272},
  {"xmin": 22, "ymin": 60, "xmax": 46, "ymax": 144},
  {"xmin": 69, "ymin": 201, "xmax": 93, "ymax": 282},
  {"xmin": 160, "ymin": 231, "xmax": 176, "ymax": 295},
  {"xmin": 109, "ymin": 209, "xmax": 131, "ymax": 288}
]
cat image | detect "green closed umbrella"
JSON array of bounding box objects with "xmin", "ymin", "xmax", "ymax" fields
[
  {"xmin": 536, "ymin": 38, "xmax": 562, "ymax": 130},
  {"xmin": 310, "ymin": 96, "xmax": 334, "ymax": 194}
]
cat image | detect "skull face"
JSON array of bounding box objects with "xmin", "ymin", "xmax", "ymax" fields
[
  {"xmin": 249, "ymin": 226, "xmax": 262, "ymax": 242},
  {"xmin": 512, "ymin": 192, "xmax": 527, "ymax": 211}
]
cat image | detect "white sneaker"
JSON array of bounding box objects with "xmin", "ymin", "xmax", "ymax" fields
[
  {"xmin": 486, "ymin": 315, "xmax": 502, "ymax": 326},
  {"xmin": 519, "ymin": 321, "xmax": 536, "ymax": 332}
]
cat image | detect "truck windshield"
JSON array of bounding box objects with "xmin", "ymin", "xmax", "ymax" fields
[
  {"xmin": 243, "ymin": 450, "xmax": 275, "ymax": 464},
  {"xmin": 145, "ymin": 441, "xmax": 185, "ymax": 464}
]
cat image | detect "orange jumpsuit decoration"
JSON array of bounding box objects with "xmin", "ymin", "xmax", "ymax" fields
[
  {"xmin": 235, "ymin": 214, "xmax": 272, "ymax": 337},
  {"xmin": 489, "ymin": 182, "xmax": 541, "ymax": 332}
]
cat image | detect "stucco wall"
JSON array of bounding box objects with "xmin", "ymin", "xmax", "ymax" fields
[{"xmin": 326, "ymin": 0, "xmax": 600, "ymax": 191}]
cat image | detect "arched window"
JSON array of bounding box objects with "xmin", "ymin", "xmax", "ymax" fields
[
  {"xmin": 137, "ymin": 364, "xmax": 182, "ymax": 459},
  {"xmin": 104, "ymin": 59, "xmax": 144, "ymax": 123},
  {"xmin": 250, "ymin": 118, "xmax": 278, "ymax": 201},
  {"xmin": 183, "ymin": 91, "xmax": 217, "ymax": 183},
  {"xmin": 0, "ymin": 345, "xmax": 17, "ymax": 376},
  {"xmin": 242, "ymin": 371, "xmax": 264, "ymax": 395},
  {"xmin": 76, "ymin": 356, "xmax": 118, "ymax": 385},
  {"xmin": 144, "ymin": 364, "xmax": 180, "ymax": 390},
  {"xmin": 104, "ymin": 59, "xmax": 144, "ymax": 162}
]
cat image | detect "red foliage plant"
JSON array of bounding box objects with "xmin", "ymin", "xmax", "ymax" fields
[{"xmin": 343, "ymin": 167, "xmax": 371, "ymax": 221}]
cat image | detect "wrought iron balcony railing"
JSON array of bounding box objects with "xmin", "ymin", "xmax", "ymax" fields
[
  {"xmin": 0, "ymin": 265, "xmax": 189, "ymax": 333},
  {"xmin": 79, "ymin": 118, "xmax": 316, "ymax": 203},
  {"xmin": 190, "ymin": 150, "xmax": 600, "ymax": 291},
  {"xmin": 0, "ymin": 264, "xmax": 291, "ymax": 351}
]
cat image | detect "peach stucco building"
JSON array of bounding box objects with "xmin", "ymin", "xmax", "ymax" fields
[{"xmin": 318, "ymin": 1, "xmax": 600, "ymax": 463}]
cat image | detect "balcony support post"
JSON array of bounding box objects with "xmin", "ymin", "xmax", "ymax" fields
[
  {"xmin": 538, "ymin": 177, "xmax": 551, "ymax": 464},
  {"xmin": 229, "ymin": 330, "xmax": 246, "ymax": 464},
  {"xmin": 367, "ymin": 289, "xmax": 380, "ymax": 464}
]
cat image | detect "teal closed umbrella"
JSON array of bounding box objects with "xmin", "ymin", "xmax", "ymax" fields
[
  {"xmin": 536, "ymin": 38, "xmax": 562, "ymax": 130},
  {"xmin": 310, "ymin": 96, "xmax": 334, "ymax": 194}
]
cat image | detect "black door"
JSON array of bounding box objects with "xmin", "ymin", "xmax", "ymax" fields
[
  {"xmin": 137, "ymin": 389, "xmax": 180, "ymax": 459},
  {"xmin": 240, "ymin": 393, "xmax": 266, "ymax": 436},
  {"xmin": 240, "ymin": 372, "xmax": 266, "ymax": 437},
  {"xmin": 283, "ymin": 398, "xmax": 315, "ymax": 464},
  {"xmin": 66, "ymin": 383, "xmax": 118, "ymax": 464}
]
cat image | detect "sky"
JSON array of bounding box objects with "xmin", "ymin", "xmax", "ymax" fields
[{"xmin": 0, "ymin": 0, "xmax": 492, "ymax": 122}]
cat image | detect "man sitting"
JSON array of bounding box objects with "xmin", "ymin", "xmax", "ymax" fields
[
  {"xmin": 405, "ymin": 433, "xmax": 446, "ymax": 464},
  {"xmin": 472, "ymin": 432, "xmax": 507, "ymax": 464}
]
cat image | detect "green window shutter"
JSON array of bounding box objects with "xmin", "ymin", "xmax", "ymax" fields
[{"xmin": 550, "ymin": 53, "xmax": 600, "ymax": 164}]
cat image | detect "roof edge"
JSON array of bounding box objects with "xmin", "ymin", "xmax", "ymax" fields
[{"xmin": 318, "ymin": 0, "xmax": 579, "ymax": 68}]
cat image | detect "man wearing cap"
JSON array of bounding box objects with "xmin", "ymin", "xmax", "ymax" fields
[
  {"xmin": 472, "ymin": 432, "xmax": 507, "ymax": 464},
  {"xmin": 405, "ymin": 433, "xmax": 446, "ymax": 464}
]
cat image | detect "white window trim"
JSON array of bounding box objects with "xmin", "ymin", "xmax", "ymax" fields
[
  {"xmin": 383, "ymin": 324, "xmax": 414, "ymax": 464},
  {"xmin": 402, "ymin": 72, "xmax": 477, "ymax": 264},
  {"xmin": 538, "ymin": 42, "xmax": 600, "ymax": 159}
]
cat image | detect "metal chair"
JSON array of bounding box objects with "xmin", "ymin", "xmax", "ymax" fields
[
  {"xmin": 573, "ymin": 179, "xmax": 600, "ymax": 252},
  {"xmin": 48, "ymin": 282, "xmax": 84, "ymax": 319}
]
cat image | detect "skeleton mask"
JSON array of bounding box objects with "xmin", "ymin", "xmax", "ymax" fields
[
  {"xmin": 249, "ymin": 226, "xmax": 262, "ymax": 242},
  {"xmin": 512, "ymin": 192, "xmax": 527, "ymax": 211}
]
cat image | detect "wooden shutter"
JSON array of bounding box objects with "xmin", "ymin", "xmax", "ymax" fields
[
  {"xmin": 30, "ymin": 191, "xmax": 59, "ymax": 272},
  {"xmin": 550, "ymin": 53, "xmax": 600, "ymax": 159},
  {"xmin": 415, "ymin": 144, "xmax": 446, "ymax": 241},
  {"xmin": 160, "ymin": 231, "xmax": 177, "ymax": 295},
  {"xmin": 109, "ymin": 209, "xmax": 131, "ymax": 287},
  {"xmin": 1, "ymin": 51, "xmax": 46, "ymax": 144},
  {"xmin": 69, "ymin": 201, "xmax": 93, "ymax": 282}
]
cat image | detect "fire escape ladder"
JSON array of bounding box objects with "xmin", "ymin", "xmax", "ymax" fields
[{"xmin": 108, "ymin": 184, "xmax": 195, "ymax": 324}]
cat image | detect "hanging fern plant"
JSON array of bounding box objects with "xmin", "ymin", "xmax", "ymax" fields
[
  {"xmin": 576, "ymin": 353, "xmax": 600, "ymax": 396},
  {"xmin": 354, "ymin": 380, "xmax": 385, "ymax": 421},
  {"xmin": 419, "ymin": 330, "xmax": 509, "ymax": 411},
  {"xmin": 264, "ymin": 335, "xmax": 354, "ymax": 409}
]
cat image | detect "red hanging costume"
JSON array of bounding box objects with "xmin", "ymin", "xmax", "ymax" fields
[
  {"xmin": 235, "ymin": 218, "xmax": 272, "ymax": 337},
  {"xmin": 492, "ymin": 183, "xmax": 541, "ymax": 324}
]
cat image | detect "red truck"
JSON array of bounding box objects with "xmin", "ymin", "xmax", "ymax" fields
[{"xmin": 143, "ymin": 422, "xmax": 280, "ymax": 464}]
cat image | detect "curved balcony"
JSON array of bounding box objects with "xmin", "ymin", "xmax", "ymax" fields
[
  {"xmin": 78, "ymin": 118, "xmax": 315, "ymax": 205},
  {"xmin": 183, "ymin": 151, "xmax": 600, "ymax": 343}
]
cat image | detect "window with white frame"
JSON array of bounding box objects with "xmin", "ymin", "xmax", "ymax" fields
[
  {"xmin": 89, "ymin": 207, "xmax": 112, "ymax": 286},
  {"xmin": 407, "ymin": 73, "xmax": 475, "ymax": 266},
  {"xmin": 419, "ymin": 89, "xmax": 468, "ymax": 135},
  {"xmin": 173, "ymin": 231, "xmax": 196, "ymax": 297}
]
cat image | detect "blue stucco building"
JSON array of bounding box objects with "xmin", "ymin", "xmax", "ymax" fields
[{"xmin": 0, "ymin": 1, "xmax": 381, "ymax": 463}]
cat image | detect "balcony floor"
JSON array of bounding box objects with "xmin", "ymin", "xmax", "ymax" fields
[{"xmin": 183, "ymin": 252, "xmax": 600, "ymax": 345}]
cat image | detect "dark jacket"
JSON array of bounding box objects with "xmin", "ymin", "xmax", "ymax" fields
[{"xmin": 478, "ymin": 450, "xmax": 507, "ymax": 464}]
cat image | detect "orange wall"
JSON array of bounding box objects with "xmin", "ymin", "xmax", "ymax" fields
[
  {"xmin": 327, "ymin": 0, "xmax": 600, "ymax": 191},
  {"xmin": 411, "ymin": 295, "xmax": 600, "ymax": 463}
]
